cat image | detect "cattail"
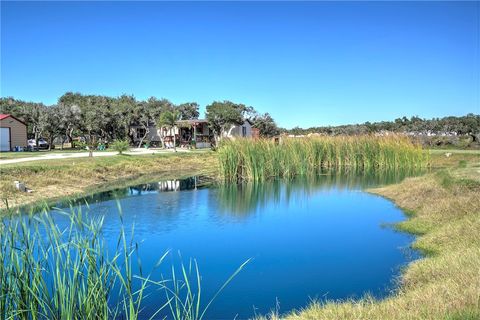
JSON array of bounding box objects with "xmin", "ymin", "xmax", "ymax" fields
[{"xmin": 218, "ymin": 135, "xmax": 428, "ymax": 183}]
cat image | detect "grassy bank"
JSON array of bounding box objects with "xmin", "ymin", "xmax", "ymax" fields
[
  {"xmin": 261, "ymin": 152, "xmax": 480, "ymax": 320},
  {"xmin": 0, "ymin": 151, "xmax": 218, "ymax": 210},
  {"xmin": 218, "ymin": 136, "xmax": 428, "ymax": 183}
]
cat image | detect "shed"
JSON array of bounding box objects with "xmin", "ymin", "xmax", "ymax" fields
[
  {"xmin": 224, "ymin": 119, "xmax": 254, "ymax": 138},
  {"xmin": 0, "ymin": 114, "xmax": 28, "ymax": 151}
]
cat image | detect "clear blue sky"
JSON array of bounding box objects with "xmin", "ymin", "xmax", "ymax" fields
[{"xmin": 1, "ymin": 1, "xmax": 479, "ymax": 128}]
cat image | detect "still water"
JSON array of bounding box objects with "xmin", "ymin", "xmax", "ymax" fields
[{"xmin": 50, "ymin": 173, "xmax": 418, "ymax": 319}]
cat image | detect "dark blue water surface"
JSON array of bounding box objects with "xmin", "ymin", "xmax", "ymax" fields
[{"xmin": 49, "ymin": 174, "xmax": 418, "ymax": 319}]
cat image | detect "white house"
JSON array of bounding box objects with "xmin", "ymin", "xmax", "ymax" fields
[
  {"xmin": 131, "ymin": 120, "xmax": 210, "ymax": 148},
  {"xmin": 222, "ymin": 119, "xmax": 253, "ymax": 139},
  {"xmin": 131, "ymin": 119, "xmax": 254, "ymax": 148},
  {"xmin": 130, "ymin": 123, "xmax": 163, "ymax": 145}
]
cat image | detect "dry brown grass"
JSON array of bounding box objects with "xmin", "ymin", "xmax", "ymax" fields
[
  {"xmin": 259, "ymin": 152, "xmax": 480, "ymax": 320},
  {"xmin": 0, "ymin": 151, "xmax": 218, "ymax": 210}
]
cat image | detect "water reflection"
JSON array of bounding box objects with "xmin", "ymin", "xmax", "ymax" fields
[
  {"xmin": 63, "ymin": 169, "xmax": 421, "ymax": 212},
  {"xmin": 61, "ymin": 176, "xmax": 209, "ymax": 208},
  {"xmin": 41, "ymin": 169, "xmax": 421, "ymax": 319},
  {"xmin": 131, "ymin": 176, "xmax": 201, "ymax": 193},
  {"xmin": 216, "ymin": 169, "xmax": 423, "ymax": 216}
]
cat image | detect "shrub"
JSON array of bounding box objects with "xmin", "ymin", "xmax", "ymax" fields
[
  {"xmin": 74, "ymin": 141, "xmax": 87, "ymax": 150},
  {"xmin": 111, "ymin": 139, "xmax": 130, "ymax": 154}
]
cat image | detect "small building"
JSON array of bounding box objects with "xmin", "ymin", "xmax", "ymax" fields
[
  {"xmin": 223, "ymin": 120, "xmax": 254, "ymax": 139},
  {"xmin": 130, "ymin": 118, "xmax": 254, "ymax": 148},
  {"xmin": 0, "ymin": 114, "xmax": 27, "ymax": 151},
  {"xmin": 130, "ymin": 122, "xmax": 163, "ymax": 146},
  {"xmin": 177, "ymin": 119, "xmax": 213, "ymax": 149},
  {"xmin": 130, "ymin": 119, "xmax": 214, "ymax": 149},
  {"xmin": 252, "ymin": 127, "xmax": 260, "ymax": 139}
]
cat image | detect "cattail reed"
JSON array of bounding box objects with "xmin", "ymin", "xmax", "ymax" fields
[
  {"xmin": 0, "ymin": 205, "xmax": 247, "ymax": 319},
  {"xmin": 217, "ymin": 135, "xmax": 428, "ymax": 183}
]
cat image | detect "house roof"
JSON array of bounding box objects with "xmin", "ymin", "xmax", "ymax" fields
[
  {"xmin": 177, "ymin": 119, "xmax": 209, "ymax": 125},
  {"xmin": 0, "ymin": 114, "xmax": 27, "ymax": 125}
]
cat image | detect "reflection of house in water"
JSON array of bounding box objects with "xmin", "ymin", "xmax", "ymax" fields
[
  {"xmin": 128, "ymin": 177, "xmax": 200, "ymax": 195},
  {"xmin": 127, "ymin": 177, "xmax": 202, "ymax": 195},
  {"xmin": 128, "ymin": 184, "xmax": 159, "ymax": 195},
  {"xmin": 158, "ymin": 180, "xmax": 180, "ymax": 191},
  {"xmin": 158, "ymin": 177, "xmax": 199, "ymax": 191}
]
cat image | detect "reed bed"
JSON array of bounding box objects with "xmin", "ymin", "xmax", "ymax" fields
[
  {"xmin": 0, "ymin": 205, "xmax": 247, "ymax": 320},
  {"xmin": 217, "ymin": 135, "xmax": 428, "ymax": 183}
]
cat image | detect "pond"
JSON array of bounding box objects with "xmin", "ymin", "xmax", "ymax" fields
[{"xmin": 47, "ymin": 173, "xmax": 418, "ymax": 319}]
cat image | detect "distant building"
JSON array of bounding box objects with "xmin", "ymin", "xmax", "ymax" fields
[
  {"xmin": 131, "ymin": 118, "xmax": 254, "ymax": 148},
  {"xmin": 131, "ymin": 119, "xmax": 213, "ymax": 149},
  {"xmin": 0, "ymin": 114, "xmax": 27, "ymax": 151},
  {"xmin": 222, "ymin": 120, "xmax": 253, "ymax": 139},
  {"xmin": 252, "ymin": 127, "xmax": 260, "ymax": 139},
  {"xmin": 177, "ymin": 119, "xmax": 212, "ymax": 149},
  {"xmin": 130, "ymin": 122, "xmax": 163, "ymax": 145}
]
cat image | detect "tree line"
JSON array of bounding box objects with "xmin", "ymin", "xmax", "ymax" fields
[
  {"xmin": 0, "ymin": 93, "xmax": 280, "ymax": 149},
  {"xmin": 3, "ymin": 93, "xmax": 476, "ymax": 148},
  {"xmin": 284, "ymin": 114, "xmax": 480, "ymax": 140}
]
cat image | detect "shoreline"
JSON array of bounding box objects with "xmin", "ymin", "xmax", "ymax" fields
[
  {"xmin": 1, "ymin": 149, "xmax": 478, "ymax": 319},
  {"xmin": 0, "ymin": 151, "xmax": 218, "ymax": 211},
  {"xmin": 275, "ymin": 153, "xmax": 479, "ymax": 319}
]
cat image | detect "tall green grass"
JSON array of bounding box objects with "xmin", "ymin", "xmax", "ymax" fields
[
  {"xmin": 218, "ymin": 135, "xmax": 429, "ymax": 183},
  {"xmin": 0, "ymin": 205, "xmax": 248, "ymax": 319}
]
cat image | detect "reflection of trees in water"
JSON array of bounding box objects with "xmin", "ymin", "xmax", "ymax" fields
[
  {"xmin": 216, "ymin": 169, "xmax": 424, "ymax": 217},
  {"xmin": 216, "ymin": 182, "xmax": 282, "ymax": 216},
  {"xmin": 316, "ymin": 168, "xmax": 424, "ymax": 189},
  {"xmin": 59, "ymin": 170, "xmax": 423, "ymax": 216}
]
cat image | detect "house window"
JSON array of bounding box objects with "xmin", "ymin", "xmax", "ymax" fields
[
  {"xmin": 242, "ymin": 126, "xmax": 247, "ymax": 137},
  {"xmin": 137, "ymin": 128, "xmax": 146, "ymax": 139}
]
